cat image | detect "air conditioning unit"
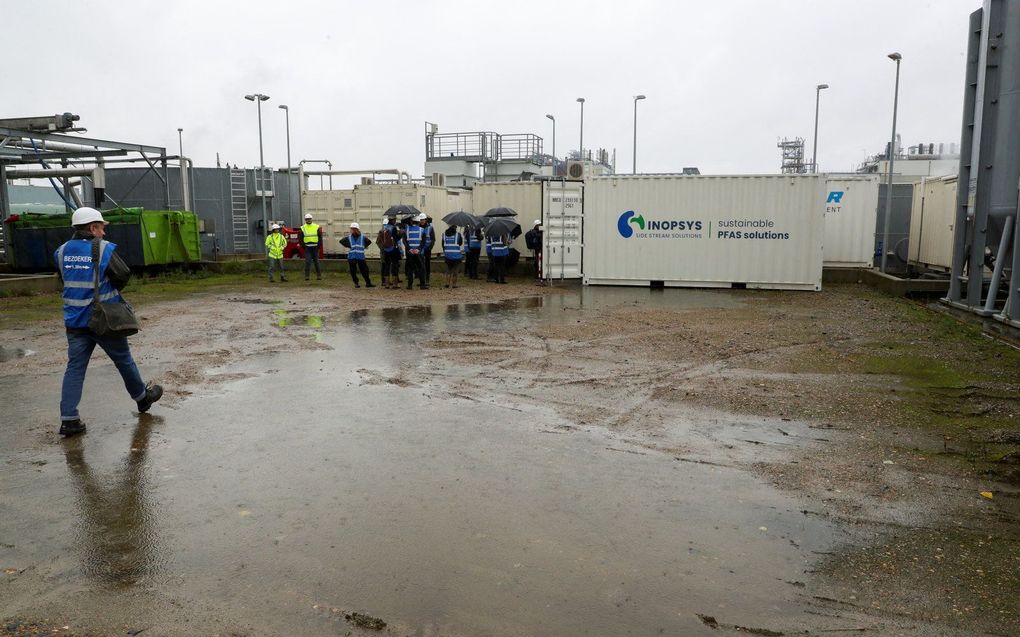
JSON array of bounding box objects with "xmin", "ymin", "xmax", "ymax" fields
[
  {"xmin": 566, "ymin": 161, "xmax": 586, "ymax": 181},
  {"xmin": 431, "ymin": 172, "xmax": 446, "ymax": 187},
  {"xmin": 360, "ymin": 177, "xmax": 375, "ymax": 185}
]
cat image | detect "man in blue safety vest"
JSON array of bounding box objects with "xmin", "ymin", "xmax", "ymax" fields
[
  {"xmin": 339, "ymin": 222, "xmax": 375, "ymax": 288},
  {"xmin": 464, "ymin": 226, "xmax": 482, "ymax": 279},
  {"xmin": 300, "ymin": 213, "xmax": 323, "ymax": 281},
  {"xmin": 403, "ymin": 213, "xmax": 428, "ymax": 289},
  {"xmin": 442, "ymin": 225, "xmax": 464, "ymax": 288},
  {"xmin": 53, "ymin": 207, "xmax": 163, "ymax": 437},
  {"xmin": 490, "ymin": 232, "xmax": 509, "ymax": 284},
  {"xmin": 422, "ymin": 215, "xmax": 436, "ymax": 286}
]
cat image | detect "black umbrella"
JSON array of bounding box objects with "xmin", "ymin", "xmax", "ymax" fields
[
  {"xmin": 384, "ymin": 204, "xmax": 422, "ymax": 219},
  {"xmin": 442, "ymin": 211, "xmax": 481, "ymax": 228},
  {"xmin": 482, "ymin": 216, "xmax": 521, "ymax": 238},
  {"xmin": 483, "ymin": 207, "xmax": 518, "ymax": 218}
]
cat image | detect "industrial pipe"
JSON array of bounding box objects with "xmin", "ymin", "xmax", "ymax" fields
[
  {"xmin": 302, "ymin": 168, "xmax": 412, "ymax": 184},
  {"xmin": 984, "ymin": 215, "xmax": 1014, "ymax": 312}
]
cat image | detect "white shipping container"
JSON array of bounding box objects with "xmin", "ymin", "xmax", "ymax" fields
[
  {"xmin": 583, "ymin": 175, "xmax": 825, "ymax": 291},
  {"xmin": 822, "ymin": 175, "xmax": 879, "ymax": 268},
  {"xmin": 472, "ymin": 182, "xmax": 542, "ymax": 255},
  {"xmin": 908, "ymin": 175, "xmax": 958, "ymax": 270}
]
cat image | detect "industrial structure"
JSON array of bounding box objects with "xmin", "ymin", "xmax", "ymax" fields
[
  {"xmin": 945, "ymin": 0, "xmax": 1020, "ymax": 330},
  {"xmin": 778, "ymin": 137, "xmax": 807, "ymax": 174}
]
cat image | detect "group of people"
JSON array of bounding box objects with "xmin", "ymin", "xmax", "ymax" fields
[{"xmin": 264, "ymin": 213, "xmax": 545, "ymax": 289}]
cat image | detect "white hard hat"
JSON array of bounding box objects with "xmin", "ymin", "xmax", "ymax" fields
[
  {"xmin": 304, "ymin": 213, "xmax": 313, "ymax": 220},
  {"xmin": 416, "ymin": 213, "xmax": 427, "ymax": 221},
  {"xmin": 70, "ymin": 207, "xmax": 107, "ymax": 227},
  {"xmin": 350, "ymin": 222, "xmax": 360, "ymax": 229},
  {"xmin": 533, "ymin": 219, "xmax": 542, "ymax": 226},
  {"xmin": 382, "ymin": 216, "xmax": 390, "ymax": 224},
  {"xmin": 270, "ymin": 223, "xmax": 281, "ymax": 230}
]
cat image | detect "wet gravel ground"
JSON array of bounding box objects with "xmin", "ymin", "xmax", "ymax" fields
[{"xmin": 2, "ymin": 280, "xmax": 1018, "ymax": 636}]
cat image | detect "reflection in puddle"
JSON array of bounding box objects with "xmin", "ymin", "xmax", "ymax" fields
[
  {"xmin": 0, "ymin": 346, "xmax": 34, "ymax": 362},
  {"xmin": 273, "ymin": 310, "xmax": 324, "ymax": 330}
]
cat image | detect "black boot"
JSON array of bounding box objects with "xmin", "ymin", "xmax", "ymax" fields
[
  {"xmin": 137, "ymin": 383, "xmax": 164, "ymax": 413},
  {"xmin": 59, "ymin": 419, "xmax": 87, "ymax": 437}
]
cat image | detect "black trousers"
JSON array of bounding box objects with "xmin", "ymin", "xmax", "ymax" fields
[
  {"xmin": 348, "ymin": 259, "xmax": 372, "ymax": 285},
  {"xmin": 492, "ymin": 255, "xmax": 507, "ymax": 283},
  {"xmin": 304, "ymin": 245, "xmax": 321, "ymax": 277},
  {"xmin": 406, "ymin": 252, "xmax": 426, "ymax": 288},
  {"xmin": 466, "ymin": 248, "xmax": 480, "ymax": 278},
  {"xmin": 382, "ymin": 251, "xmax": 400, "ymax": 277},
  {"xmin": 423, "ymin": 250, "xmax": 433, "ymax": 283}
]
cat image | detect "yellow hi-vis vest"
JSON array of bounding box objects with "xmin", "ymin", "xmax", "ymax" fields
[
  {"xmin": 265, "ymin": 232, "xmax": 286, "ymax": 259},
  {"xmin": 301, "ymin": 223, "xmax": 320, "ymax": 245}
]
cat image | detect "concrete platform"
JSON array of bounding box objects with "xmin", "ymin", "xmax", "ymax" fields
[
  {"xmin": 0, "ymin": 273, "xmax": 61, "ymax": 296},
  {"xmin": 859, "ymin": 269, "xmax": 950, "ymax": 297}
]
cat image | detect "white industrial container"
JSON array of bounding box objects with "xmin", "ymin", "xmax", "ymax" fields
[
  {"xmin": 583, "ymin": 175, "xmax": 826, "ymax": 291},
  {"xmin": 908, "ymin": 175, "xmax": 958, "ymax": 270},
  {"xmin": 822, "ymin": 175, "xmax": 879, "ymax": 268},
  {"xmin": 472, "ymin": 182, "xmax": 542, "ymax": 255},
  {"xmin": 542, "ymin": 180, "xmax": 584, "ymax": 279}
]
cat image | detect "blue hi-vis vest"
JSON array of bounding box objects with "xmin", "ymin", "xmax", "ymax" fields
[
  {"xmin": 55, "ymin": 239, "xmax": 122, "ymax": 329},
  {"xmin": 443, "ymin": 233, "xmax": 463, "ymax": 260},
  {"xmin": 485, "ymin": 236, "xmax": 493, "ymax": 256},
  {"xmin": 467, "ymin": 230, "xmax": 481, "ymax": 250},
  {"xmin": 424, "ymin": 224, "xmax": 434, "ymax": 250},
  {"xmin": 490, "ymin": 236, "xmax": 509, "ymax": 257},
  {"xmin": 347, "ymin": 233, "xmax": 366, "ymax": 260},
  {"xmin": 405, "ymin": 224, "xmax": 423, "ymax": 250}
]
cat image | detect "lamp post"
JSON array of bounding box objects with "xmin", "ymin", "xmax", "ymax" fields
[
  {"xmin": 545, "ymin": 114, "xmax": 556, "ymax": 162},
  {"xmin": 576, "ymin": 98, "xmax": 585, "ymax": 163},
  {"xmin": 177, "ymin": 127, "xmax": 183, "ymax": 159},
  {"xmin": 811, "ymin": 84, "xmax": 828, "ymax": 173},
  {"xmin": 278, "ymin": 104, "xmax": 293, "ymax": 218},
  {"xmin": 176, "ymin": 127, "xmax": 188, "ymax": 210},
  {"xmin": 632, "ymin": 94, "xmax": 646, "ymax": 174},
  {"xmin": 880, "ymin": 54, "xmax": 901, "ymax": 273},
  {"xmin": 244, "ymin": 93, "xmax": 270, "ymax": 236}
]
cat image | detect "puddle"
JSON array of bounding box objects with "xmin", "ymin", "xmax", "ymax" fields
[{"xmin": 0, "ymin": 287, "xmax": 838, "ymax": 636}]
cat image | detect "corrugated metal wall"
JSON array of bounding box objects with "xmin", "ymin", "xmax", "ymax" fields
[
  {"xmin": 472, "ymin": 182, "xmax": 542, "ymax": 255},
  {"xmin": 101, "ymin": 167, "xmax": 301, "ymax": 255},
  {"xmin": 909, "ymin": 176, "xmax": 957, "ymax": 270},
  {"xmin": 823, "ymin": 175, "xmax": 879, "ymax": 268},
  {"xmin": 583, "ymin": 175, "xmax": 825, "ymax": 290}
]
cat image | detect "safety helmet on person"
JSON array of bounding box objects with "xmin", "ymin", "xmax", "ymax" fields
[
  {"xmin": 533, "ymin": 220, "xmax": 541, "ymax": 226},
  {"xmin": 270, "ymin": 223, "xmax": 281, "ymax": 230},
  {"xmin": 304, "ymin": 214, "xmax": 313, "ymax": 220},
  {"xmin": 349, "ymin": 222, "xmax": 360, "ymax": 229},
  {"xmin": 70, "ymin": 207, "xmax": 107, "ymax": 227}
]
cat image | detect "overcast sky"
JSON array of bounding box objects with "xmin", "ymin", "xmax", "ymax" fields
[{"xmin": 5, "ymin": 0, "xmax": 977, "ymax": 183}]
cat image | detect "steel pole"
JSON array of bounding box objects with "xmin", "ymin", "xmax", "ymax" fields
[
  {"xmin": 578, "ymin": 100, "xmax": 584, "ymax": 162},
  {"xmin": 257, "ymin": 98, "xmax": 268, "ymax": 235},
  {"xmin": 551, "ymin": 118, "xmax": 555, "ymax": 160},
  {"xmin": 881, "ymin": 58, "xmax": 901, "ymax": 273},
  {"xmin": 632, "ymin": 98, "xmax": 638, "ymax": 173},
  {"xmin": 812, "ymin": 89, "xmax": 821, "ymax": 173}
]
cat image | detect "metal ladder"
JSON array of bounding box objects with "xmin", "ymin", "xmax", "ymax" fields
[{"xmin": 229, "ymin": 169, "xmax": 250, "ymax": 252}]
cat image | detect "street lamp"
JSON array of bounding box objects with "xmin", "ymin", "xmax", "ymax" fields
[
  {"xmin": 244, "ymin": 93, "xmax": 270, "ymax": 237},
  {"xmin": 545, "ymin": 114, "xmax": 556, "ymax": 161},
  {"xmin": 278, "ymin": 104, "xmax": 293, "ymax": 218},
  {"xmin": 177, "ymin": 128, "xmax": 187, "ymax": 211},
  {"xmin": 811, "ymin": 84, "xmax": 829, "ymax": 173},
  {"xmin": 177, "ymin": 127, "xmax": 183, "ymax": 158},
  {"xmin": 633, "ymin": 94, "xmax": 646, "ymax": 174},
  {"xmin": 880, "ymin": 53, "xmax": 901, "ymax": 274},
  {"xmin": 576, "ymin": 98, "xmax": 585, "ymax": 162}
]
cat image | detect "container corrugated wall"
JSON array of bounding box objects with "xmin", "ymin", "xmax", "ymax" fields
[
  {"xmin": 822, "ymin": 175, "xmax": 879, "ymax": 268},
  {"xmin": 583, "ymin": 175, "xmax": 825, "ymax": 291},
  {"xmin": 909, "ymin": 175, "xmax": 958, "ymax": 270},
  {"xmin": 472, "ymin": 182, "xmax": 542, "ymax": 254}
]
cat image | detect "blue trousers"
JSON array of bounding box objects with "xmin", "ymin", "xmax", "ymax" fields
[{"xmin": 61, "ymin": 331, "xmax": 147, "ymax": 422}]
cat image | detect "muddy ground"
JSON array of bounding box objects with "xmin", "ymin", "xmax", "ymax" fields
[{"xmin": 1, "ymin": 274, "xmax": 1018, "ymax": 636}]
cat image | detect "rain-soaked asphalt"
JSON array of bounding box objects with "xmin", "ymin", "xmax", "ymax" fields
[{"xmin": 1, "ymin": 288, "xmax": 843, "ymax": 636}]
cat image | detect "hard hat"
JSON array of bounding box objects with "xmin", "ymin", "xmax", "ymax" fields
[
  {"xmin": 70, "ymin": 207, "xmax": 107, "ymax": 227},
  {"xmin": 533, "ymin": 219, "xmax": 542, "ymax": 226},
  {"xmin": 382, "ymin": 216, "xmax": 390, "ymax": 224},
  {"xmin": 270, "ymin": 223, "xmax": 281, "ymax": 230},
  {"xmin": 304, "ymin": 213, "xmax": 313, "ymax": 220},
  {"xmin": 416, "ymin": 213, "xmax": 427, "ymax": 221},
  {"xmin": 350, "ymin": 222, "xmax": 360, "ymax": 229}
]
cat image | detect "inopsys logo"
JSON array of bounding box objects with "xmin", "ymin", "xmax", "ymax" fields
[{"xmin": 617, "ymin": 210, "xmax": 645, "ymax": 238}]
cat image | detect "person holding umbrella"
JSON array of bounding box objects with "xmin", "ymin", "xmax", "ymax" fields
[
  {"xmin": 442, "ymin": 225, "xmax": 465, "ymax": 288},
  {"xmin": 339, "ymin": 222, "xmax": 375, "ymax": 288},
  {"xmin": 464, "ymin": 225, "xmax": 482, "ymax": 279},
  {"xmin": 525, "ymin": 220, "xmax": 545, "ymax": 286},
  {"xmin": 403, "ymin": 213, "xmax": 428, "ymax": 289},
  {"xmin": 377, "ymin": 216, "xmax": 401, "ymax": 289},
  {"xmin": 489, "ymin": 231, "xmax": 509, "ymax": 284},
  {"xmin": 422, "ymin": 216, "xmax": 436, "ymax": 286}
]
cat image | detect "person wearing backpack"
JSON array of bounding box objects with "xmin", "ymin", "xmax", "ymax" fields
[{"xmin": 377, "ymin": 217, "xmax": 400, "ymax": 289}]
